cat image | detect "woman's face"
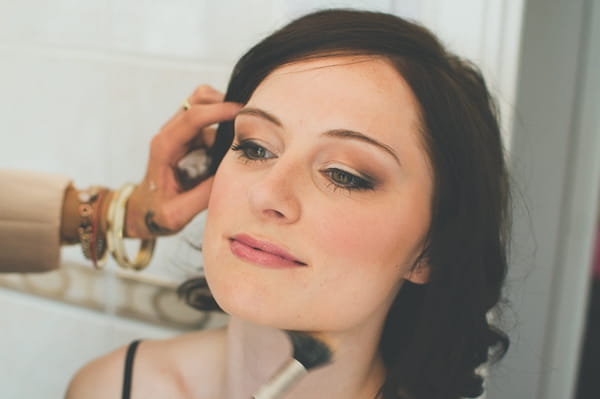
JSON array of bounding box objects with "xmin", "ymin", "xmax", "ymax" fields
[{"xmin": 203, "ymin": 56, "xmax": 433, "ymax": 333}]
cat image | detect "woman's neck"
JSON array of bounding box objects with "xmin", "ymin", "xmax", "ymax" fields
[{"xmin": 223, "ymin": 316, "xmax": 386, "ymax": 399}]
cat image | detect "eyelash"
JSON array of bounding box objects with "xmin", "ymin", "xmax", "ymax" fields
[
  {"xmin": 231, "ymin": 140, "xmax": 275, "ymax": 163},
  {"xmin": 322, "ymin": 169, "xmax": 375, "ymax": 192},
  {"xmin": 230, "ymin": 139, "xmax": 375, "ymax": 192}
]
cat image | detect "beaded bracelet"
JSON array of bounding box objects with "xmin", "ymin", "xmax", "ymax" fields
[
  {"xmin": 77, "ymin": 186, "xmax": 109, "ymax": 269},
  {"xmin": 106, "ymin": 183, "xmax": 156, "ymax": 270},
  {"xmin": 90, "ymin": 189, "xmax": 109, "ymax": 268}
]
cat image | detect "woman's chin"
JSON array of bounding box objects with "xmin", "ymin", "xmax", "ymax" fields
[{"xmin": 213, "ymin": 290, "xmax": 292, "ymax": 329}]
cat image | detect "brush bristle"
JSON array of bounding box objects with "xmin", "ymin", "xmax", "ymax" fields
[{"xmin": 286, "ymin": 331, "xmax": 333, "ymax": 370}]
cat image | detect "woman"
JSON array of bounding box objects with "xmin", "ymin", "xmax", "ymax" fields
[{"xmin": 67, "ymin": 9, "xmax": 510, "ymax": 399}]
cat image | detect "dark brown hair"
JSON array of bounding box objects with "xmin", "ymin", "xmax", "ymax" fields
[{"xmin": 179, "ymin": 9, "xmax": 510, "ymax": 399}]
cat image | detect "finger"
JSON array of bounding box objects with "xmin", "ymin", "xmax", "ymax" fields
[
  {"xmin": 190, "ymin": 126, "xmax": 217, "ymax": 148},
  {"xmin": 188, "ymin": 85, "xmax": 225, "ymax": 105},
  {"xmin": 163, "ymin": 86, "xmax": 226, "ymax": 132},
  {"xmin": 158, "ymin": 101, "xmax": 189, "ymax": 132},
  {"xmin": 152, "ymin": 102, "xmax": 240, "ymax": 161},
  {"xmin": 168, "ymin": 102, "xmax": 241, "ymax": 145}
]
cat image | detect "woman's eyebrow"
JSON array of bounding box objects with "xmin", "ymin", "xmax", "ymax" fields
[
  {"xmin": 323, "ymin": 129, "xmax": 401, "ymax": 165},
  {"xmin": 237, "ymin": 107, "xmax": 400, "ymax": 165},
  {"xmin": 237, "ymin": 107, "xmax": 282, "ymax": 127}
]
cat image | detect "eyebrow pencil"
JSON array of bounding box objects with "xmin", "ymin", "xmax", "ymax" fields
[{"xmin": 252, "ymin": 331, "xmax": 333, "ymax": 399}]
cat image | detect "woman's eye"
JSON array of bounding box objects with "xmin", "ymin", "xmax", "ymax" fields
[
  {"xmin": 324, "ymin": 168, "xmax": 375, "ymax": 192},
  {"xmin": 231, "ymin": 140, "xmax": 276, "ymax": 162}
]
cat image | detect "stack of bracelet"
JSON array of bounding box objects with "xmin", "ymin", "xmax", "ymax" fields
[
  {"xmin": 77, "ymin": 184, "xmax": 155, "ymax": 270},
  {"xmin": 77, "ymin": 186, "xmax": 109, "ymax": 268}
]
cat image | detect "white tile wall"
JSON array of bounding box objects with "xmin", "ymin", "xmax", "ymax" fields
[
  {"xmin": 0, "ymin": 288, "xmax": 180, "ymax": 398},
  {"xmin": 0, "ymin": 1, "xmax": 523, "ymax": 397}
]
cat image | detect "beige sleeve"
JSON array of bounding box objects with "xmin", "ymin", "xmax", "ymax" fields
[{"xmin": 0, "ymin": 169, "xmax": 72, "ymax": 273}]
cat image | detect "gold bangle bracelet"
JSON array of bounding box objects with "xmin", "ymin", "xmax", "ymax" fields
[{"xmin": 106, "ymin": 183, "xmax": 156, "ymax": 270}]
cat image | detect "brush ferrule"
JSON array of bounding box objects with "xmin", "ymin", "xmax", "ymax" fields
[{"xmin": 252, "ymin": 358, "xmax": 307, "ymax": 399}]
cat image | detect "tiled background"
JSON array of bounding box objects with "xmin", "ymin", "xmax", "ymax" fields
[{"xmin": 0, "ymin": 0, "xmax": 524, "ymax": 397}]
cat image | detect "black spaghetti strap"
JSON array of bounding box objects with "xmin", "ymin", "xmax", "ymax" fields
[{"xmin": 122, "ymin": 340, "xmax": 142, "ymax": 399}]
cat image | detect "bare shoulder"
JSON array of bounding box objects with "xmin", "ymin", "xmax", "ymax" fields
[
  {"xmin": 66, "ymin": 328, "xmax": 227, "ymax": 399},
  {"xmin": 65, "ymin": 343, "xmax": 130, "ymax": 399}
]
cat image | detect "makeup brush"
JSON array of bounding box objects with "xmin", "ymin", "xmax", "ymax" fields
[{"xmin": 252, "ymin": 331, "xmax": 333, "ymax": 399}]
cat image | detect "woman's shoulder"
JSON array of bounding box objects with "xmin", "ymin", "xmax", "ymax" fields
[
  {"xmin": 66, "ymin": 327, "xmax": 227, "ymax": 399},
  {"xmin": 65, "ymin": 341, "xmax": 136, "ymax": 399}
]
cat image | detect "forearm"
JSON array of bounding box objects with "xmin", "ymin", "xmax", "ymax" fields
[{"xmin": 0, "ymin": 169, "xmax": 71, "ymax": 273}]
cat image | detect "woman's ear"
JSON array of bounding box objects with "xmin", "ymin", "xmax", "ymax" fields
[{"xmin": 403, "ymin": 261, "xmax": 430, "ymax": 284}]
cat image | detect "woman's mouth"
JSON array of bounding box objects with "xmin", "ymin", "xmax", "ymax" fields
[{"xmin": 229, "ymin": 234, "xmax": 307, "ymax": 269}]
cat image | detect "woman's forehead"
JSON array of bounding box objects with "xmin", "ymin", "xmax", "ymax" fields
[
  {"xmin": 263, "ymin": 54, "xmax": 397, "ymax": 82},
  {"xmin": 246, "ymin": 56, "xmax": 422, "ymax": 140},
  {"xmin": 239, "ymin": 55, "xmax": 430, "ymax": 177}
]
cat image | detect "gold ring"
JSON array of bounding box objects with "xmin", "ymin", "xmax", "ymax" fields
[{"xmin": 182, "ymin": 98, "xmax": 191, "ymax": 111}]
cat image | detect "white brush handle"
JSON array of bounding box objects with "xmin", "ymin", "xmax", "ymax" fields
[{"xmin": 252, "ymin": 358, "xmax": 307, "ymax": 399}]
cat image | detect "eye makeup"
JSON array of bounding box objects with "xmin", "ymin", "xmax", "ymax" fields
[
  {"xmin": 231, "ymin": 113, "xmax": 391, "ymax": 195},
  {"xmin": 319, "ymin": 163, "xmax": 376, "ymax": 192},
  {"xmin": 231, "ymin": 140, "xmax": 277, "ymax": 163}
]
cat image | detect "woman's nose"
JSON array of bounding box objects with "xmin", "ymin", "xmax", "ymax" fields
[{"xmin": 247, "ymin": 159, "xmax": 302, "ymax": 224}]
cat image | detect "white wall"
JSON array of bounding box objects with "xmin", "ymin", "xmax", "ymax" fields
[{"xmin": 0, "ymin": 1, "xmax": 525, "ymax": 397}]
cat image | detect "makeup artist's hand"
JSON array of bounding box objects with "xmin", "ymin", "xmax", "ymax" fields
[{"xmin": 125, "ymin": 85, "xmax": 241, "ymax": 238}]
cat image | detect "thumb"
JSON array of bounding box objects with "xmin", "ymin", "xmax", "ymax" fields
[{"xmin": 166, "ymin": 177, "xmax": 215, "ymax": 228}]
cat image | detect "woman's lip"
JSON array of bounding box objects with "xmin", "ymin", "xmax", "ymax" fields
[{"xmin": 229, "ymin": 234, "xmax": 307, "ymax": 268}]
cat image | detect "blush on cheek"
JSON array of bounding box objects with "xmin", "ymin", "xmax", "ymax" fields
[
  {"xmin": 313, "ymin": 212, "xmax": 389, "ymax": 263},
  {"xmin": 331, "ymin": 200, "xmax": 427, "ymax": 262}
]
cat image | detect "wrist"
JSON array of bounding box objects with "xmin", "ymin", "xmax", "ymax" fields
[
  {"xmin": 60, "ymin": 185, "xmax": 80, "ymax": 244},
  {"xmin": 98, "ymin": 190, "xmax": 115, "ymax": 237},
  {"xmin": 124, "ymin": 186, "xmax": 151, "ymax": 239},
  {"xmin": 78, "ymin": 186, "xmax": 110, "ymax": 267}
]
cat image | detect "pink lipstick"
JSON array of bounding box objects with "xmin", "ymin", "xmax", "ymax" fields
[{"xmin": 229, "ymin": 234, "xmax": 307, "ymax": 268}]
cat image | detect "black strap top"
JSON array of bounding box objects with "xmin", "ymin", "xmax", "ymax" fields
[{"xmin": 122, "ymin": 340, "xmax": 142, "ymax": 399}]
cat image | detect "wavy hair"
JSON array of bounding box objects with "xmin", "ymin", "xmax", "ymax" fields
[{"xmin": 179, "ymin": 9, "xmax": 510, "ymax": 399}]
